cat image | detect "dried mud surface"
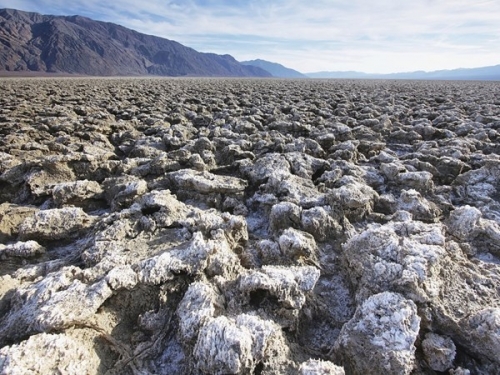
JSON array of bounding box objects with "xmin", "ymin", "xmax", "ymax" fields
[{"xmin": 1, "ymin": 77, "xmax": 500, "ymax": 375}]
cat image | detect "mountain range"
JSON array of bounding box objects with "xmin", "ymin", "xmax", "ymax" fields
[
  {"xmin": 0, "ymin": 8, "xmax": 270, "ymax": 77},
  {"xmin": 305, "ymin": 65, "xmax": 500, "ymax": 80},
  {"xmin": 239, "ymin": 60, "xmax": 500, "ymax": 80},
  {"xmin": 1, "ymin": 8, "xmax": 499, "ymax": 80}
]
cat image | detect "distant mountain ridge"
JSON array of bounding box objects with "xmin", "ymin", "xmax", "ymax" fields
[
  {"xmin": 240, "ymin": 57, "xmax": 500, "ymax": 80},
  {"xmin": 306, "ymin": 65, "xmax": 500, "ymax": 80},
  {"xmin": 0, "ymin": 8, "xmax": 271, "ymax": 77},
  {"xmin": 240, "ymin": 59, "xmax": 306, "ymax": 78}
]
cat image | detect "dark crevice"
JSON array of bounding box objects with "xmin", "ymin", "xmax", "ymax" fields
[
  {"xmin": 249, "ymin": 289, "xmax": 279, "ymax": 308},
  {"xmin": 254, "ymin": 362, "xmax": 264, "ymax": 375},
  {"xmin": 141, "ymin": 206, "xmax": 161, "ymax": 215},
  {"xmin": 312, "ymin": 164, "xmax": 328, "ymax": 183}
]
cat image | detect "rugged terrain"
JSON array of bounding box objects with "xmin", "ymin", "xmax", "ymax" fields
[
  {"xmin": 0, "ymin": 8, "xmax": 271, "ymax": 77},
  {"xmin": 1, "ymin": 77, "xmax": 500, "ymax": 374}
]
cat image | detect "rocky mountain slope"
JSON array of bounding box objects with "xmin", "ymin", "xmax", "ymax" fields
[
  {"xmin": 241, "ymin": 59, "xmax": 307, "ymax": 78},
  {"xmin": 0, "ymin": 8, "xmax": 271, "ymax": 77},
  {"xmin": 1, "ymin": 77, "xmax": 500, "ymax": 374}
]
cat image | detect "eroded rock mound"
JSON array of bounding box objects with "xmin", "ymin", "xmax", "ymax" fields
[{"xmin": 334, "ymin": 292, "xmax": 420, "ymax": 375}]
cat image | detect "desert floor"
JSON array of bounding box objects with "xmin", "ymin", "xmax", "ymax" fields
[{"xmin": 1, "ymin": 77, "xmax": 500, "ymax": 374}]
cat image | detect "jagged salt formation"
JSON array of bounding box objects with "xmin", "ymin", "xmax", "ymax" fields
[{"xmin": 1, "ymin": 78, "xmax": 500, "ymax": 374}]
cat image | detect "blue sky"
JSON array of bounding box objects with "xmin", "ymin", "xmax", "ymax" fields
[{"xmin": 2, "ymin": 0, "xmax": 500, "ymax": 73}]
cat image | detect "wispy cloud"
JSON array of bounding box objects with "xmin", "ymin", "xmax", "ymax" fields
[{"xmin": 2, "ymin": 0, "xmax": 500, "ymax": 73}]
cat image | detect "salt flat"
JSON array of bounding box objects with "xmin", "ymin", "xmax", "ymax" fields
[{"xmin": 1, "ymin": 77, "xmax": 500, "ymax": 374}]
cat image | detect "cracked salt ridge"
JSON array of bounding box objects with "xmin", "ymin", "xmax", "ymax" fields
[{"xmin": 0, "ymin": 78, "xmax": 500, "ymax": 374}]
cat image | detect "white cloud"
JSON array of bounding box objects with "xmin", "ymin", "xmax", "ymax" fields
[{"xmin": 2, "ymin": 0, "xmax": 500, "ymax": 73}]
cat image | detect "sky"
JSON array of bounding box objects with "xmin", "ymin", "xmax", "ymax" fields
[{"xmin": 2, "ymin": 0, "xmax": 500, "ymax": 74}]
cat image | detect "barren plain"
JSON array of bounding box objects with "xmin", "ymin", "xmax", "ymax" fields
[{"xmin": 1, "ymin": 77, "xmax": 500, "ymax": 374}]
